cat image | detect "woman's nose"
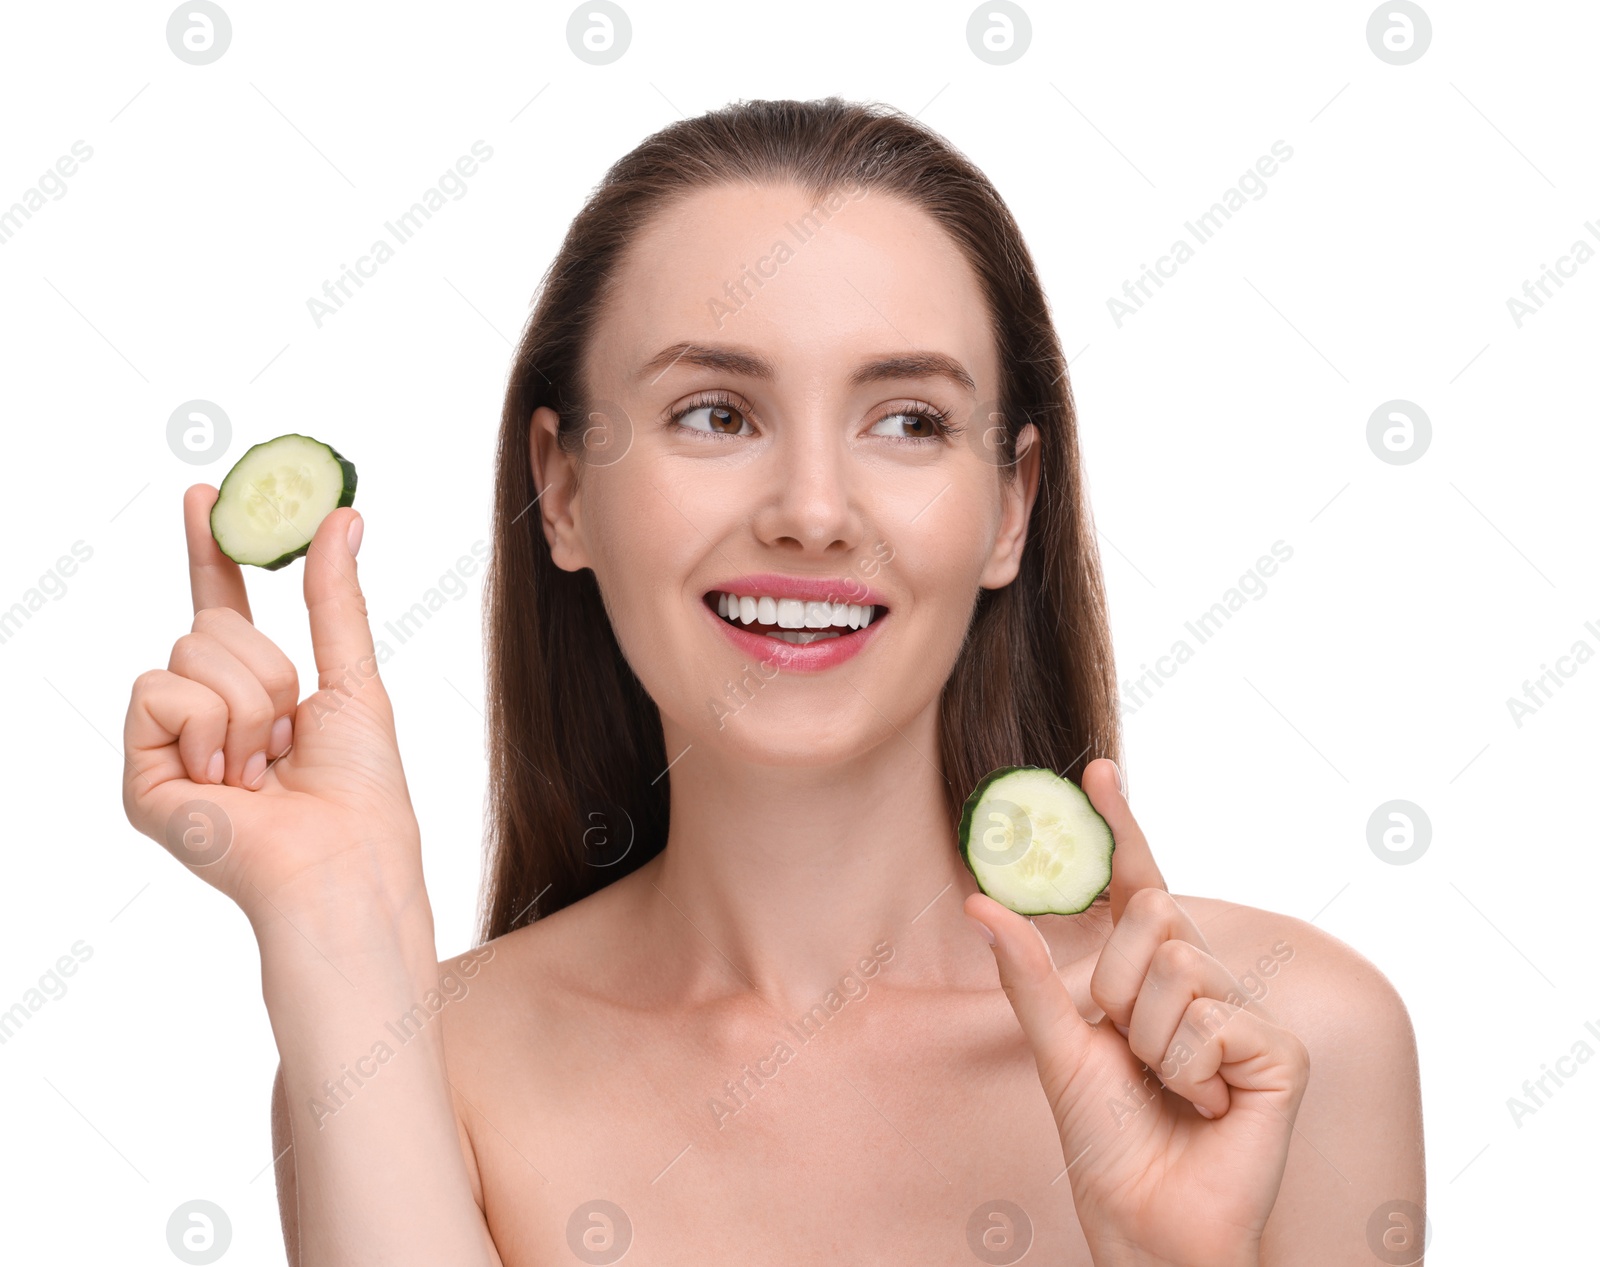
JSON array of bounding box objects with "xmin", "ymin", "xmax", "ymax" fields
[{"xmin": 749, "ymin": 421, "xmax": 863, "ymax": 553}]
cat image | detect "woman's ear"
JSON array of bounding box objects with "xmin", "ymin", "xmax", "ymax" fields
[
  {"xmin": 978, "ymin": 423, "xmax": 1041, "ymax": 590},
  {"xmin": 530, "ymin": 405, "xmax": 591, "ymax": 572}
]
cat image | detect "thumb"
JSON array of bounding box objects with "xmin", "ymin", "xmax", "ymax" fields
[
  {"xmin": 303, "ymin": 507, "xmax": 378, "ymax": 691},
  {"xmin": 965, "ymin": 891, "xmax": 1095, "ymax": 1089},
  {"xmin": 1082, "ymin": 758, "xmax": 1167, "ymax": 922}
]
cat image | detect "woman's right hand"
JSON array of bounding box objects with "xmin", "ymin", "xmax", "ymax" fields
[{"xmin": 122, "ymin": 485, "xmax": 426, "ymax": 928}]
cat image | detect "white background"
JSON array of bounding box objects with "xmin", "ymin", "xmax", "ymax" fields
[{"xmin": 1, "ymin": 1, "xmax": 1595, "ymax": 1262}]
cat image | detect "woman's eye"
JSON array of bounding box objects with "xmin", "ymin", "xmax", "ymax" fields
[
  {"xmin": 869, "ymin": 410, "xmax": 945, "ymax": 441},
  {"xmin": 677, "ymin": 402, "xmax": 753, "ymax": 435}
]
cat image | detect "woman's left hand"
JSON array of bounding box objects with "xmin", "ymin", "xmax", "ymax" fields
[{"xmin": 964, "ymin": 758, "xmax": 1310, "ymax": 1267}]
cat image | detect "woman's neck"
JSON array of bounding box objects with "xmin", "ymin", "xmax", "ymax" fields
[{"xmin": 631, "ymin": 704, "xmax": 1043, "ymax": 1011}]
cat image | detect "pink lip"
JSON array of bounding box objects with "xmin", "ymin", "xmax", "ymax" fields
[
  {"xmin": 702, "ymin": 594, "xmax": 888, "ymax": 673},
  {"xmin": 706, "ymin": 572, "xmax": 890, "ymax": 609}
]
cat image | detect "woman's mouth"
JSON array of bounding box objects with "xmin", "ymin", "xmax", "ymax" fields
[
  {"xmin": 701, "ymin": 584, "xmax": 889, "ymax": 670},
  {"xmin": 708, "ymin": 590, "xmax": 884, "ymax": 643}
]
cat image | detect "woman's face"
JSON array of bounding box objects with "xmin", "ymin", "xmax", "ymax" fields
[{"xmin": 533, "ymin": 180, "xmax": 1038, "ymax": 766}]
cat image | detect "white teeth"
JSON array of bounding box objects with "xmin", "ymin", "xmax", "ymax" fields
[{"xmin": 712, "ymin": 590, "xmax": 882, "ymax": 630}]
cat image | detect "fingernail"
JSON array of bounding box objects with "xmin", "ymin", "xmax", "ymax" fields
[
  {"xmin": 1110, "ymin": 760, "xmax": 1126, "ymax": 797},
  {"xmin": 1113, "ymin": 1021, "xmax": 1130, "ymax": 1038},
  {"xmin": 966, "ymin": 915, "xmax": 996, "ymax": 945},
  {"xmin": 346, "ymin": 513, "xmax": 364, "ymax": 558},
  {"xmin": 269, "ymin": 715, "xmax": 292, "ymax": 756},
  {"xmin": 243, "ymin": 751, "xmax": 267, "ymax": 788},
  {"xmin": 1195, "ymin": 1104, "xmax": 1215, "ymax": 1119},
  {"xmin": 206, "ymin": 749, "xmax": 224, "ymax": 783}
]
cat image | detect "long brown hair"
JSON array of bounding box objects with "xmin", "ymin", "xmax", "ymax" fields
[{"xmin": 477, "ymin": 97, "xmax": 1120, "ymax": 944}]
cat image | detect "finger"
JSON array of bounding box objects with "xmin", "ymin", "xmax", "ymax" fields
[
  {"xmin": 965, "ymin": 891, "xmax": 1094, "ymax": 1091},
  {"xmin": 168, "ymin": 633, "xmax": 277, "ymax": 788},
  {"xmin": 1125, "ymin": 939, "xmax": 1251, "ymax": 1116},
  {"xmin": 185, "ymin": 484, "xmax": 253, "ymax": 621},
  {"xmin": 303, "ymin": 507, "xmax": 379, "ymax": 692},
  {"xmin": 124, "ymin": 668, "xmax": 229, "ymax": 793},
  {"xmin": 1089, "ymin": 886, "xmax": 1210, "ymax": 1031},
  {"xmin": 192, "ymin": 606, "xmax": 299, "ymax": 755},
  {"xmin": 1082, "ymin": 757, "xmax": 1166, "ymax": 921},
  {"xmin": 1160, "ymin": 998, "xmax": 1310, "ymax": 1123}
]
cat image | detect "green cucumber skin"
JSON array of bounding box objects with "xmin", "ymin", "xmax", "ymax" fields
[
  {"xmin": 957, "ymin": 764, "xmax": 1115, "ymax": 916},
  {"xmin": 210, "ymin": 435, "xmax": 357, "ymax": 570}
]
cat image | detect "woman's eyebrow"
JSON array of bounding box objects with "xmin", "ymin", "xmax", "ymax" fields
[
  {"xmin": 854, "ymin": 352, "xmax": 977, "ymax": 394},
  {"xmin": 638, "ymin": 342, "xmax": 976, "ymax": 394},
  {"xmin": 639, "ymin": 342, "xmax": 768, "ymax": 384}
]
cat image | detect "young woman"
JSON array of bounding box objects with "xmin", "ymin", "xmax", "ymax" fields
[{"xmin": 122, "ymin": 98, "xmax": 1423, "ymax": 1265}]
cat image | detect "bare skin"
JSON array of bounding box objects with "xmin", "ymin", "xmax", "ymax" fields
[
  {"xmin": 421, "ymin": 859, "xmax": 1421, "ymax": 1265},
  {"xmin": 235, "ymin": 178, "xmax": 1424, "ymax": 1262},
  {"xmin": 269, "ymin": 820, "xmax": 1422, "ymax": 1264}
]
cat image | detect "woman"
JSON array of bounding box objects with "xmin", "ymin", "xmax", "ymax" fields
[{"xmin": 123, "ymin": 98, "xmax": 1423, "ymax": 1265}]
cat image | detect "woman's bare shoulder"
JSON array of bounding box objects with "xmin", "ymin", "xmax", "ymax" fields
[
  {"xmin": 1173, "ymin": 895, "xmax": 1424, "ymax": 1251},
  {"xmin": 1172, "ymin": 890, "xmax": 1421, "ymax": 1162},
  {"xmin": 1174, "ymin": 893, "xmax": 1414, "ymax": 1035},
  {"xmin": 429, "ymin": 878, "xmax": 645, "ymax": 1213},
  {"xmin": 438, "ymin": 863, "xmax": 649, "ymax": 1055}
]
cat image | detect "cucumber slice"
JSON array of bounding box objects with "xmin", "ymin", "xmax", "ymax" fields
[
  {"xmin": 959, "ymin": 766, "xmax": 1115, "ymax": 915},
  {"xmin": 209, "ymin": 433, "xmax": 357, "ymax": 570}
]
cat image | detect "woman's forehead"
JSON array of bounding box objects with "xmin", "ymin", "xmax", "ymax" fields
[{"xmin": 591, "ymin": 181, "xmax": 999, "ymax": 396}]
